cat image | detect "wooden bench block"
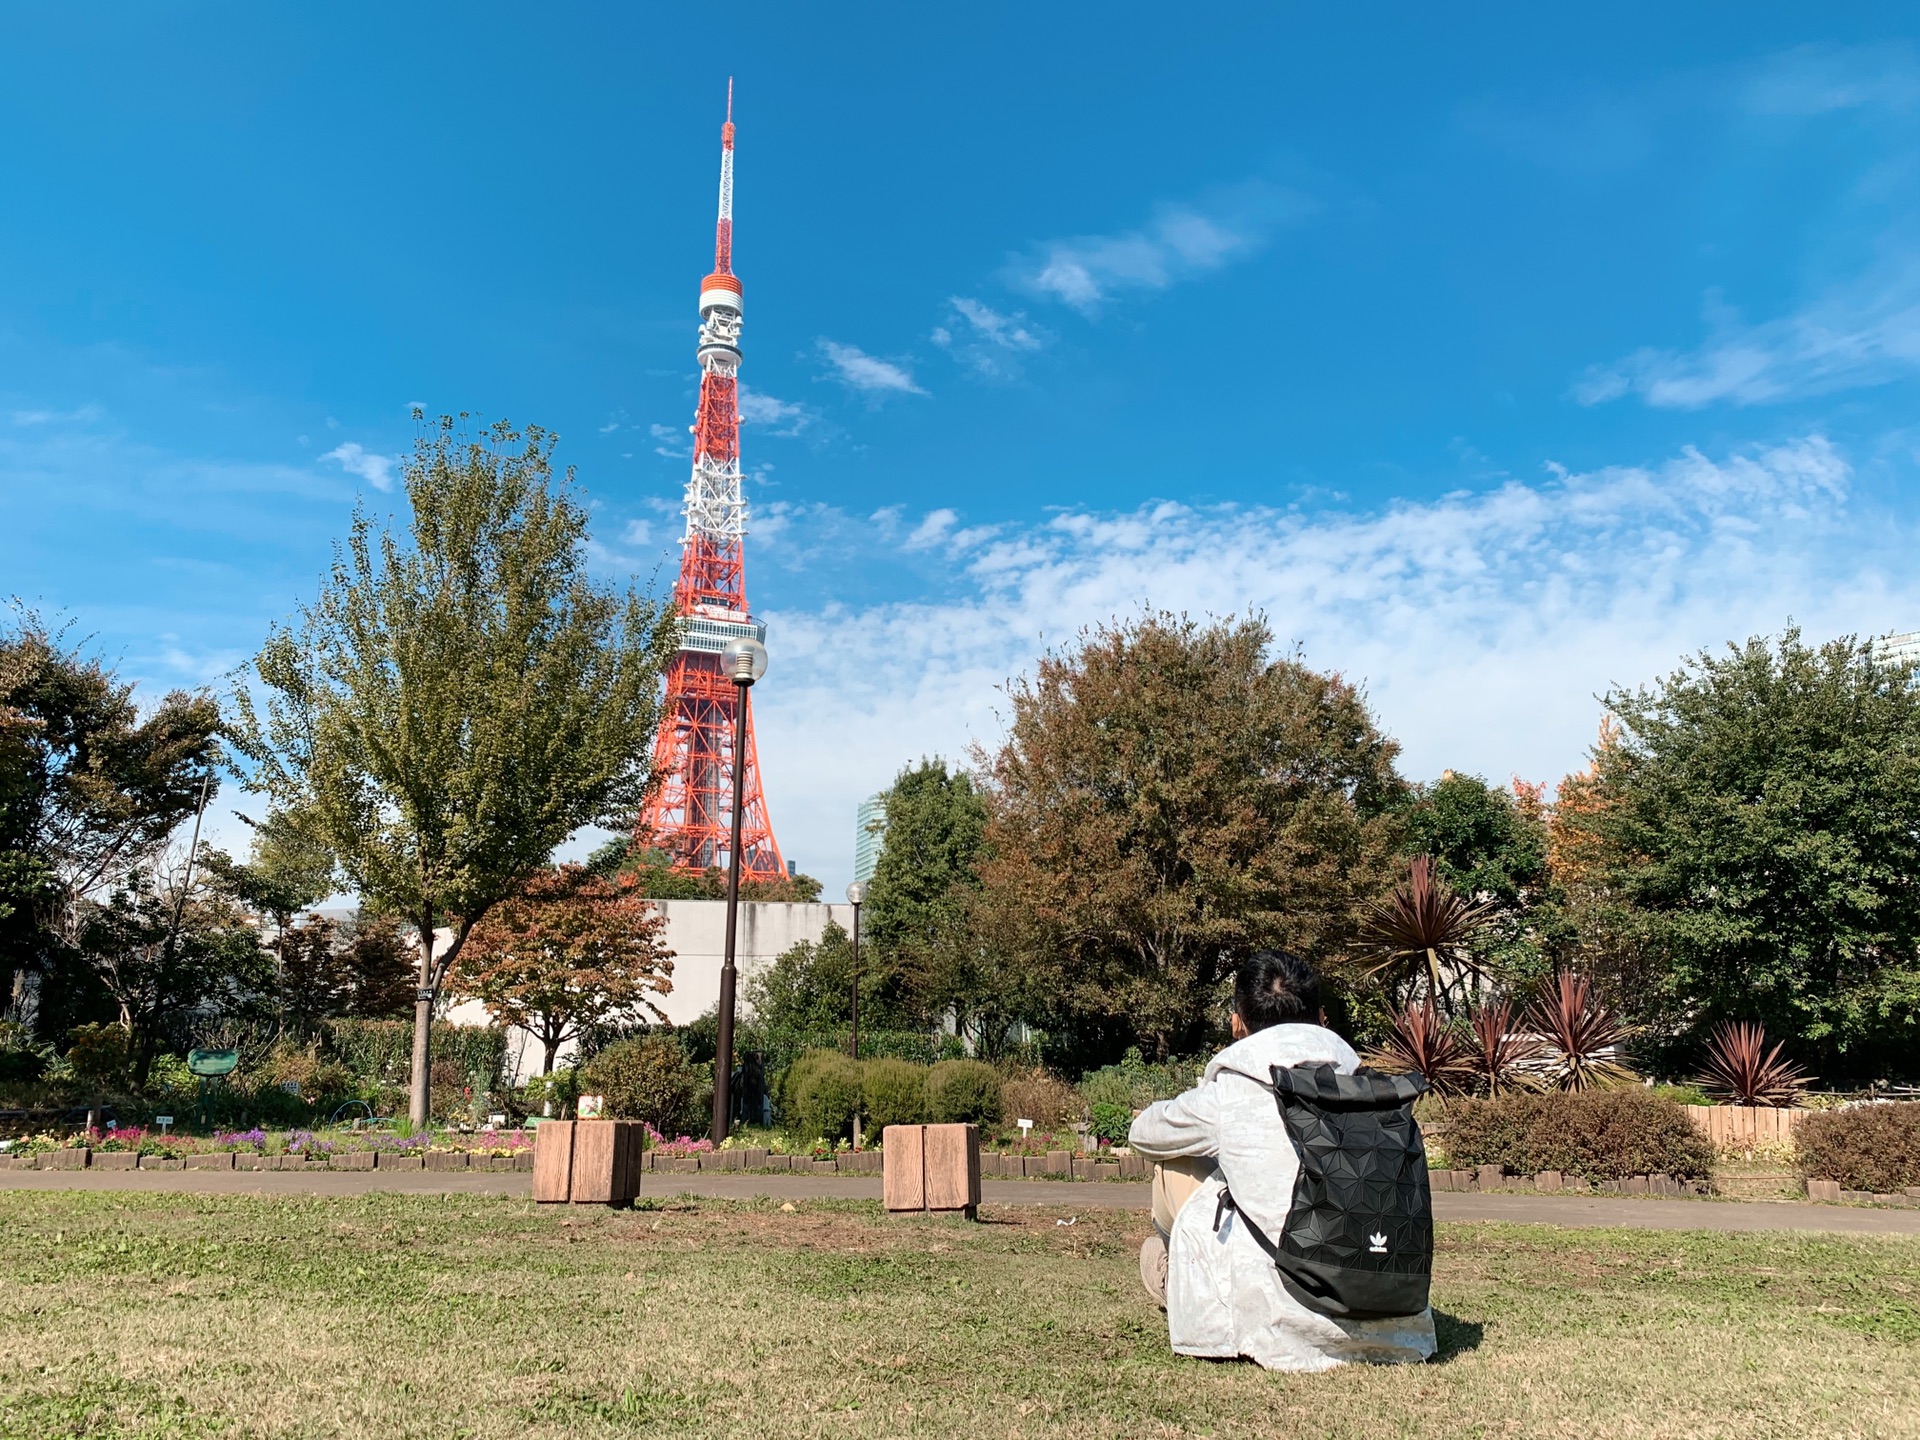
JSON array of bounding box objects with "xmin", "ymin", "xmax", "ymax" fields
[
  {"xmin": 567, "ymin": 1121, "xmax": 645, "ymax": 1206},
  {"xmin": 883, "ymin": 1124, "xmax": 926, "ymax": 1211},
  {"xmin": 532, "ymin": 1120, "xmax": 575, "ymax": 1203}
]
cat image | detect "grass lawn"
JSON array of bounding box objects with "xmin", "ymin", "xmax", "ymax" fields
[{"xmin": 1, "ymin": 1193, "xmax": 1915, "ymax": 1439}]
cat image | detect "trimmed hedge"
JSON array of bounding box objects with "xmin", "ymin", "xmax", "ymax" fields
[
  {"xmin": 926, "ymin": 1060, "xmax": 1003, "ymax": 1127},
  {"xmin": 1446, "ymin": 1088, "xmax": 1714, "ymax": 1182},
  {"xmin": 1795, "ymin": 1102, "xmax": 1920, "ymax": 1192},
  {"xmin": 863, "ymin": 1058, "xmax": 929, "ymax": 1133},
  {"xmin": 782, "ymin": 1049, "xmax": 865, "ymax": 1142}
]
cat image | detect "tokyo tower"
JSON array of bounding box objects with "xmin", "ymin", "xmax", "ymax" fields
[{"xmin": 635, "ymin": 83, "xmax": 788, "ymax": 879}]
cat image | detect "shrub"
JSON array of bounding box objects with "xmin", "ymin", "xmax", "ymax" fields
[
  {"xmin": 1001, "ymin": 1068, "xmax": 1082, "ymax": 1129},
  {"xmin": 1795, "ymin": 1103, "xmax": 1920, "ymax": 1192},
  {"xmin": 781, "ymin": 1049, "xmax": 865, "ymax": 1141},
  {"xmin": 863, "ymin": 1059, "xmax": 928, "ymax": 1135},
  {"xmin": 580, "ymin": 1036, "xmax": 707, "ymax": 1135},
  {"xmin": 1077, "ymin": 1048, "xmax": 1196, "ymax": 1112},
  {"xmin": 1088, "ymin": 1102, "xmax": 1132, "ymax": 1147},
  {"xmin": 926, "ymin": 1059, "xmax": 1003, "ymax": 1127},
  {"xmin": 65, "ymin": 1023, "xmax": 133, "ymax": 1086},
  {"xmin": 1446, "ymin": 1088, "xmax": 1713, "ymax": 1182}
]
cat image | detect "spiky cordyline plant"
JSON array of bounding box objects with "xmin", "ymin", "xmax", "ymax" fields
[
  {"xmin": 1524, "ymin": 972, "xmax": 1640, "ymax": 1091},
  {"xmin": 1356, "ymin": 855, "xmax": 1499, "ymax": 1013},
  {"xmin": 1465, "ymin": 999, "xmax": 1546, "ymax": 1097},
  {"xmin": 1363, "ymin": 1000, "xmax": 1475, "ymax": 1095},
  {"xmin": 1697, "ymin": 1021, "xmax": 1812, "ymax": 1108}
]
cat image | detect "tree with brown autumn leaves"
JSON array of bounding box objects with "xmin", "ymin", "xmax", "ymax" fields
[
  {"xmin": 973, "ymin": 613, "xmax": 1405, "ymax": 1062},
  {"xmin": 452, "ymin": 864, "xmax": 673, "ymax": 1074}
]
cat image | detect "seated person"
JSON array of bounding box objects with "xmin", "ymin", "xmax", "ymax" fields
[{"xmin": 1129, "ymin": 949, "xmax": 1437, "ymax": 1371}]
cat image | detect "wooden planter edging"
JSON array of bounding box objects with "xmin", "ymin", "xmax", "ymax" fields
[
  {"xmin": 1428, "ymin": 1167, "xmax": 1707, "ymax": 1197},
  {"xmin": 1804, "ymin": 1179, "xmax": 1920, "ymax": 1207},
  {"xmin": 1683, "ymin": 1104, "xmax": 1805, "ymax": 1149}
]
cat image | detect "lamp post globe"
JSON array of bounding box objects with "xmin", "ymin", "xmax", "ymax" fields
[{"xmin": 710, "ymin": 634, "xmax": 770, "ymax": 1145}]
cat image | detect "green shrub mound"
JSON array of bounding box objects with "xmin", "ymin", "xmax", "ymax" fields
[
  {"xmin": 1795, "ymin": 1103, "xmax": 1920, "ymax": 1192},
  {"xmin": 578, "ymin": 1036, "xmax": 707, "ymax": 1136},
  {"xmin": 1088, "ymin": 1102, "xmax": 1133, "ymax": 1147},
  {"xmin": 863, "ymin": 1058, "xmax": 929, "ymax": 1134},
  {"xmin": 1446, "ymin": 1088, "xmax": 1714, "ymax": 1182},
  {"xmin": 782, "ymin": 1049, "xmax": 865, "ymax": 1141},
  {"xmin": 926, "ymin": 1059, "xmax": 1003, "ymax": 1126}
]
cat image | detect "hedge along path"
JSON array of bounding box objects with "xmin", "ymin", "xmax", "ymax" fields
[{"xmin": 1, "ymin": 1192, "xmax": 1918, "ymax": 1439}]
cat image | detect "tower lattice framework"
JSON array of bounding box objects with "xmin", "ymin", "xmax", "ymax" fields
[{"xmin": 635, "ymin": 83, "xmax": 787, "ymax": 879}]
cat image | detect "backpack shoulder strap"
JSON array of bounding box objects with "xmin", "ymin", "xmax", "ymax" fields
[{"xmin": 1213, "ymin": 1187, "xmax": 1281, "ymax": 1263}]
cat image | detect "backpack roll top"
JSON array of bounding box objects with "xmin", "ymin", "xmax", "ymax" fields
[{"xmin": 1264, "ymin": 1062, "xmax": 1434, "ymax": 1321}]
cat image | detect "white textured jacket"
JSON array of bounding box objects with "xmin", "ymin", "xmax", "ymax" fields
[{"xmin": 1127, "ymin": 1024, "xmax": 1438, "ymax": 1371}]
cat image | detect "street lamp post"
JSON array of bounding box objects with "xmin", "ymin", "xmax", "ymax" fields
[
  {"xmin": 845, "ymin": 881, "xmax": 868, "ymax": 1060},
  {"xmin": 711, "ymin": 636, "xmax": 768, "ymax": 1147}
]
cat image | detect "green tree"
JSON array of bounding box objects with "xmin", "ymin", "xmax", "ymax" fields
[
  {"xmin": 743, "ymin": 920, "xmax": 904, "ymax": 1036},
  {"xmin": 1560, "ymin": 628, "xmax": 1920, "ymax": 1083},
  {"xmin": 861, "ymin": 759, "xmax": 991, "ymax": 1029},
  {"xmin": 583, "ymin": 838, "xmax": 823, "ymax": 902},
  {"xmin": 75, "ymin": 863, "xmax": 275, "ymax": 1080},
  {"xmin": 976, "ymin": 613, "xmax": 1406, "ymax": 1061},
  {"xmin": 236, "ymin": 416, "xmax": 677, "ymax": 1122},
  {"xmin": 1399, "ymin": 771, "xmax": 1553, "ymax": 996},
  {"xmin": 1, "ymin": 611, "xmax": 223, "ymax": 1036}
]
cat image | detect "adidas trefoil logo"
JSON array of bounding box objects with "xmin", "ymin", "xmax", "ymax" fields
[{"xmin": 1367, "ymin": 1232, "xmax": 1389, "ymax": 1254}]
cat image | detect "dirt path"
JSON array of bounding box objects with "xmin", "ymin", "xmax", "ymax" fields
[{"xmin": 5, "ymin": 1166, "xmax": 1919, "ymax": 1235}]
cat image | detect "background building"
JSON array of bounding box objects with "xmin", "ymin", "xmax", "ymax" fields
[{"xmin": 854, "ymin": 792, "xmax": 887, "ymax": 883}]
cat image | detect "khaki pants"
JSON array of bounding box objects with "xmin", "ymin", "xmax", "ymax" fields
[{"xmin": 1140, "ymin": 1157, "xmax": 1214, "ymax": 1305}]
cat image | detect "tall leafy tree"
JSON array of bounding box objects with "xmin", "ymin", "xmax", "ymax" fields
[
  {"xmin": 452, "ymin": 864, "xmax": 674, "ymax": 1074},
  {"xmin": 236, "ymin": 416, "xmax": 677, "ymax": 1121},
  {"xmin": 1, "ymin": 611, "xmax": 222, "ymax": 1039},
  {"xmin": 1558, "ymin": 628, "xmax": 1920, "ymax": 1082},
  {"xmin": 975, "ymin": 613, "xmax": 1406, "ymax": 1061},
  {"xmin": 861, "ymin": 758, "xmax": 993, "ymax": 1031}
]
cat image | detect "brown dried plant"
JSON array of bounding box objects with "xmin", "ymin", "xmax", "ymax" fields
[
  {"xmin": 1524, "ymin": 972, "xmax": 1640, "ymax": 1091},
  {"xmin": 1364, "ymin": 1000, "xmax": 1476, "ymax": 1095},
  {"xmin": 1355, "ymin": 855, "xmax": 1499, "ymax": 1013},
  {"xmin": 1697, "ymin": 1021, "xmax": 1812, "ymax": 1108}
]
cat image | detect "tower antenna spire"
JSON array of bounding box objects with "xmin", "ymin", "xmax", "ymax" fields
[{"xmin": 636, "ymin": 87, "xmax": 786, "ymax": 882}]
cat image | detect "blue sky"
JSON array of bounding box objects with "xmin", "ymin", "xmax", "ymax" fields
[{"xmin": 7, "ymin": 7, "xmax": 1920, "ymax": 885}]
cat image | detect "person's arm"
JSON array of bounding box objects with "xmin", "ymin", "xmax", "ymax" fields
[{"xmin": 1126, "ymin": 1082, "xmax": 1222, "ymax": 1161}]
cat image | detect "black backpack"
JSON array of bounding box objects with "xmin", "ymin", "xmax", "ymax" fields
[{"xmin": 1216, "ymin": 1063, "xmax": 1433, "ymax": 1321}]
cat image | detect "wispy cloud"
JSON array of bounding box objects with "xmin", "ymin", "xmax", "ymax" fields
[
  {"xmin": 649, "ymin": 423, "xmax": 689, "ymax": 460},
  {"xmin": 10, "ymin": 404, "xmax": 103, "ymax": 427},
  {"xmin": 737, "ymin": 385, "xmax": 818, "ymax": 436},
  {"xmin": 319, "ymin": 441, "xmax": 395, "ymax": 491},
  {"xmin": 817, "ymin": 340, "xmax": 928, "ymax": 397},
  {"xmin": 932, "ymin": 297, "xmax": 1048, "ymax": 378},
  {"xmin": 748, "ymin": 436, "xmax": 1907, "ymax": 881},
  {"xmin": 1008, "ymin": 180, "xmax": 1315, "ymax": 314},
  {"xmin": 1740, "ymin": 42, "xmax": 1920, "ymax": 117},
  {"xmin": 1574, "ymin": 276, "xmax": 1920, "ymax": 408}
]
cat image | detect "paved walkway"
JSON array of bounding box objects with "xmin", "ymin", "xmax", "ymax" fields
[{"xmin": 4, "ymin": 1167, "xmax": 1918, "ymax": 1236}]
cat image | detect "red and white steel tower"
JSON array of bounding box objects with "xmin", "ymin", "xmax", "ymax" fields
[{"xmin": 635, "ymin": 84, "xmax": 788, "ymax": 879}]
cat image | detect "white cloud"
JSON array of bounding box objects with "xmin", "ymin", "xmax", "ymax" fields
[
  {"xmin": 622, "ymin": 518, "xmax": 652, "ymax": 546},
  {"xmin": 747, "ymin": 436, "xmax": 1915, "ymax": 887},
  {"xmin": 934, "ymin": 297, "xmax": 1049, "ymax": 378},
  {"xmin": 1576, "ymin": 274, "xmax": 1920, "ymax": 408},
  {"xmin": 650, "ymin": 423, "xmax": 690, "ymax": 460},
  {"xmin": 1740, "ymin": 43, "xmax": 1920, "ymax": 117},
  {"xmin": 737, "ymin": 385, "xmax": 817, "ymax": 436},
  {"xmin": 319, "ymin": 441, "xmax": 395, "ymax": 491},
  {"xmin": 1009, "ymin": 181, "xmax": 1314, "ymax": 314},
  {"xmin": 817, "ymin": 340, "xmax": 928, "ymax": 397},
  {"xmin": 10, "ymin": 405, "xmax": 102, "ymax": 427},
  {"xmin": 905, "ymin": 508, "xmax": 958, "ymax": 550}
]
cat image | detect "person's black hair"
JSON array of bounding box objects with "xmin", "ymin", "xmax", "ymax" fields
[{"xmin": 1233, "ymin": 950, "xmax": 1321, "ymax": 1032}]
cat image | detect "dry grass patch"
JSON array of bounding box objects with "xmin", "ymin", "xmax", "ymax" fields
[{"xmin": 0, "ymin": 1191, "xmax": 1915, "ymax": 1438}]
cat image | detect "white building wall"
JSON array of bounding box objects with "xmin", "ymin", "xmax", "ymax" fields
[{"xmin": 443, "ymin": 899, "xmax": 853, "ymax": 1080}]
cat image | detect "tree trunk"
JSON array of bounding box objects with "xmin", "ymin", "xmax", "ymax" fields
[
  {"xmin": 131, "ymin": 1021, "xmax": 159, "ymax": 1090},
  {"xmin": 407, "ymin": 911, "xmax": 435, "ymax": 1126},
  {"xmin": 542, "ymin": 1034, "xmax": 559, "ymax": 1074}
]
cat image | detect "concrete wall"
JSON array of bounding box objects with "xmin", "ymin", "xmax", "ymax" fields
[{"xmin": 444, "ymin": 899, "xmax": 853, "ymax": 1080}]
